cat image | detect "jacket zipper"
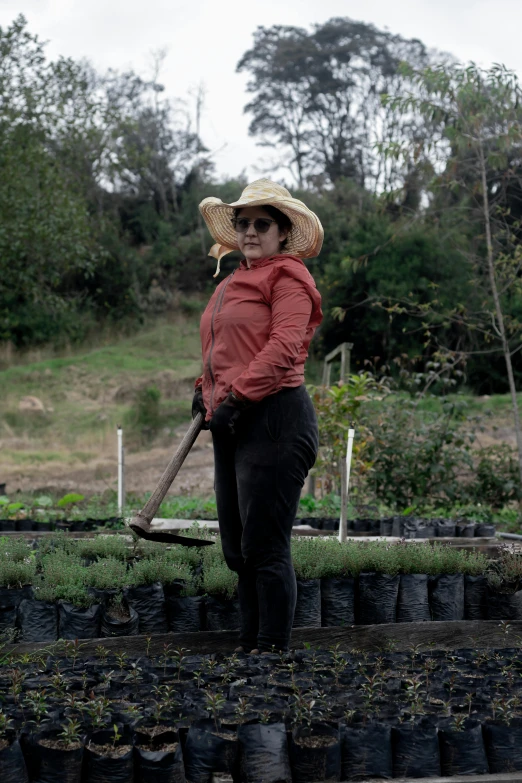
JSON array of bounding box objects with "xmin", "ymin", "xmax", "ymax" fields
[{"xmin": 208, "ymin": 272, "xmax": 235, "ymax": 414}]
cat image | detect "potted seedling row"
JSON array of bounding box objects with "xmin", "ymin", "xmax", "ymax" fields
[
  {"xmin": 2, "ymin": 642, "xmax": 522, "ymax": 780},
  {"xmin": 2, "ymin": 535, "xmax": 522, "ymax": 644}
]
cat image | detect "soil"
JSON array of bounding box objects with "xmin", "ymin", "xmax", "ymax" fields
[
  {"xmin": 39, "ymin": 738, "xmax": 82, "ymax": 751},
  {"xmin": 138, "ymin": 725, "xmax": 177, "ymax": 737},
  {"xmin": 138, "ymin": 741, "xmax": 178, "ymax": 752},
  {"xmin": 0, "ymin": 404, "xmax": 517, "ymax": 500},
  {"xmin": 87, "ymin": 742, "xmax": 132, "ymax": 757},
  {"xmin": 294, "ymin": 734, "xmax": 338, "ymax": 748},
  {"xmin": 2, "ymin": 425, "xmax": 216, "ymax": 498},
  {"xmin": 106, "ymin": 604, "xmax": 130, "ymax": 622}
]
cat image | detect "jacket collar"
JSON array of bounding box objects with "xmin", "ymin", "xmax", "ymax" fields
[{"xmin": 239, "ymin": 254, "xmax": 303, "ymax": 270}]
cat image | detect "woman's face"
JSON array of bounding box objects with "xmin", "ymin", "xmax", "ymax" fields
[{"xmin": 235, "ymin": 206, "xmax": 289, "ymax": 262}]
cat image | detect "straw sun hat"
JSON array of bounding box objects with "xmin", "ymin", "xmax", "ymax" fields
[{"xmin": 199, "ymin": 178, "xmax": 324, "ymax": 276}]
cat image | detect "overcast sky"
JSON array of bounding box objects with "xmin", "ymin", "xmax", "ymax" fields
[{"xmin": 2, "ymin": 0, "xmax": 522, "ymax": 184}]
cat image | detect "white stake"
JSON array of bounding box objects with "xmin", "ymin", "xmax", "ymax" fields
[
  {"xmin": 338, "ymin": 428, "xmax": 355, "ymax": 543},
  {"xmin": 117, "ymin": 426, "xmax": 125, "ymax": 516}
]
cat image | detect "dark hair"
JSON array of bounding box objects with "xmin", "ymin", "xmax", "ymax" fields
[{"xmin": 233, "ymin": 205, "xmax": 292, "ymax": 250}]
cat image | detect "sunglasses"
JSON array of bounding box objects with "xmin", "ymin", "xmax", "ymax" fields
[{"xmin": 231, "ymin": 217, "xmax": 277, "ymax": 234}]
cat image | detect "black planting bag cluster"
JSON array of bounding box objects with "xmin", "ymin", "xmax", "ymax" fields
[
  {"xmin": 3, "ymin": 645, "xmax": 522, "ymax": 780},
  {"xmin": 1, "ymin": 571, "xmax": 516, "ymax": 643},
  {"xmin": 295, "ymin": 516, "xmax": 496, "ymax": 537},
  {"xmin": 0, "ymin": 517, "xmax": 124, "ymax": 533}
]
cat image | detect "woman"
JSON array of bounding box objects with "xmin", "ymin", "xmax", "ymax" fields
[{"xmin": 193, "ymin": 179, "xmax": 323, "ymax": 653}]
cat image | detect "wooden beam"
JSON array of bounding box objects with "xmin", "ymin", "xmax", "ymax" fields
[
  {"xmin": 6, "ymin": 621, "xmax": 522, "ymax": 660},
  {"xmin": 363, "ymin": 775, "xmax": 522, "ymax": 783}
]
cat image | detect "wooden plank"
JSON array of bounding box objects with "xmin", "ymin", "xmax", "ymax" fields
[
  {"xmin": 383, "ymin": 776, "xmax": 522, "ymax": 783},
  {"xmin": 7, "ymin": 620, "xmax": 522, "ymax": 660}
]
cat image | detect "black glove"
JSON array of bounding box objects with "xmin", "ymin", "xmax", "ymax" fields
[
  {"xmin": 192, "ymin": 387, "xmax": 210, "ymax": 430},
  {"xmin": 209, "ymin": 392, "xmax": 250, "ymax": 437}
]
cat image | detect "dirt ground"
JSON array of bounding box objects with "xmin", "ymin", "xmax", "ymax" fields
[
  {"xmin": 1, "ymin": 425, "xmax": 216, "ymax": 500},
  {"xmin": 1, "ymin": 408, "xmax": 518, "ymax": 501}
]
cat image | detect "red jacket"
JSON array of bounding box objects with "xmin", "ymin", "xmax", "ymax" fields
[{"xmin": 196, "ymin": 254, "xmax": 323, "ymax": 420}]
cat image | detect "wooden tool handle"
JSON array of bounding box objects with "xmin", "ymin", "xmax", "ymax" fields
[{"xmin": 131, "ymin": 412, "xmax": 205, "ymax": 528}]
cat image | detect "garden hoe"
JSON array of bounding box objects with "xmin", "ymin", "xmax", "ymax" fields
[{"xmin": 129, "ymin": 412, "xmax": 214, "ymax": 547}]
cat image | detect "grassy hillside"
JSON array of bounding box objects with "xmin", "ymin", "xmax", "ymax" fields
[
  {"xmin": 0, "ymin": 309, "xmax": 519, "ymax": 502},
  {"xmin": 0, "ymin": 314, "xmax": 203, "ymax": 470}
]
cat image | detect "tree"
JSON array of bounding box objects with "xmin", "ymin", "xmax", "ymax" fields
[
  {"xmin": 0, "ymin": 15, "xmax": 208, "ymax": 345},
  {"xmin": 382, "ymin": 62, "xmax": 522, "ymax": 486},
  {"xmin": 237, "ymin": 18, "xmax": 436, "ymax": 189},
  {"xmin": 0, "ymin": 17, "xmax": 100, "ymax": 344}
]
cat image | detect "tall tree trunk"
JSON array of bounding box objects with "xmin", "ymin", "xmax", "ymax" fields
[{"xmin": 479, "ymin": 141, "xmax": 522, "ymax": 488}]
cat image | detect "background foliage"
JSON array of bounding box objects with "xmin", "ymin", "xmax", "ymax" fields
[{"xmin": 2, "ymin": 14, "xmax": 522, "ymax": 403}]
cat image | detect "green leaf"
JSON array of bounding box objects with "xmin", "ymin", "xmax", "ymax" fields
[
  {"xmin": 57, "ymin": 493, "xmax": 85, "ymax": 508},
  {"xmin": 35, "ymin": 495, "xmax": 53, "ymax": 507}
]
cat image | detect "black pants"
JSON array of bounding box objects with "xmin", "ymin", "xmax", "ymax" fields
[{"xmin": 212, "ymin": 385, "xmax": 318, "ymax": 651}]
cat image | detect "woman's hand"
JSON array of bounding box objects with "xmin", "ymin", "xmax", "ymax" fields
[
  {"xmin": 210, "ymin": 392, "xmax": 250, "ymax": 437},
  {"xmin": 192, "ymin": 387, "xmax": 210, "ymax": 430}
]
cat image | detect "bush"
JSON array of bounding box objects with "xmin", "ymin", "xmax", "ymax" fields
[
  {"xmin": 86, "ymin": 557, "xmax": 128, "ymax": 590},
  {"xmin": 291, "ymin": 538, "xmax": 489, "ymax": 579},
  {"xmin": 292, "ymin": 538, "xmax": 332, "ymax": 579},
  {"xmin": 310, "ymin": 368, "xmax": 522, "ymax": 510},
  {"xmin": 0, "ymin": 537, "xmax": 32, "ymax": 562},
  {"xmin": 36, "ymin": 552, "xmax": 95, "ymax": 607},
  {"xmin": 52, "ymin": 583, "xmax": 95, "ymax": 607},
  {"xmin": 200, "ymin": 542, "xmax": 238, "ymax": 599},
  {"xmin": 0, "ymin": 558, "xmax": 36, "ymax": 587},
  {"xmin": 362, "ymin": 397, "xmax": 477, "ymax": 508},
  {"xmin": 308, "ymin": 374, "xmax": 383, "ymax": 493},
  {"xmin": 487, "ymin": 545, "xmax": 522, "ymax": 591},
  {"xmin": 393, "ymin": 541, "xmax": 488, "ymax": 576},
  {"xmin": 472, "ymin": 444, "xmax": 522, "ymax": 507},
  {"xmin": 76, "ymin": 536, "xmax": 128, "ymax": 562},
  {"xmin": 127, "ymin": 556, "xmax": 193, "ymax": 588},
  {"xmin": 200, "ymin": 560, "xmax": 238, "ymax": 599}
]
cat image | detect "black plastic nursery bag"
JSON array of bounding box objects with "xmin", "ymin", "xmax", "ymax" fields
[
  {"xmin": 134, "ymin": 730, "xmax": 185, "ymax": 783},
  {"xmin": 101, "ymin": 605, "xmax": 139, "ymax": 638},
  {"xmin": 124, "ymin": 582, "xmax": 168, "ymax": 634},
  {"xmin": 238, "ymin": 722, "xmax": 292, "ymax": 783},
  {"xmin": 0, "ymin": 585, "xmax": 29, "ymax": 633},
  {"xmin": 464, "ymin": 574, "xmax": 488, "ymax": 620},
  {"xmin": 205, "ymin": 596, "xmax": 240, "ymax": 631},
  {"xmin": 356, "ymin": 573, "xmax": 399, "ymax": 625},
  {"xmin": 435, "ymin": 519, "xmax": 456, "ymax": 538},
  {"xmin": 438, "ymin": 719, "xmax": 489, "ymax": 775},
  {"xmin": 33, "ymin": 733, "xmax": 84, "ymax": 783},
  {"xmin": 0, "ymin": 737, "xmax": 29, "ymax": 783},
  {"xmin": 18, "ymin": 598, "xmax": 58, "ymax": 642},
  {"xmin": 428, "ymin": 574, "xmax": 464, "ymax": 620},
  {"xmin": 379, "ymin": 518, "xmax": 394, "ymax": 536},
  {"xmin": 396, "ymin": 573, "xmax": 430, "ymax": 623},
  {"xmin": 487, "ymin": 588, "xmax": 522, "ymax": 620},
  {"xmin": 293, "ymin": 579, "xmax": 322, "ymax": 627},
  {"xmin": 456, "ymin": 521, "xmax": 476, "ymax": 537},
  {"xmin": 483, "ymin": 718, "xmax": 522, "ymax": 773},
  {"xmin": 183, "ymin": 719, "xmax": 238, "ymax": 783},
  {"xmin": 392, "ymin": 718, "xmax": 440, "ymax": 778},
  {"xmin": 341, "ymin": 722, "xmax": 393, "ymax": 779},
  {"xmin": 289, "ymin": 722, "xmax": 341, "ymax": 783},
  {"xmin": 85, "ymin": 728, "xmax": 134, "ymax": 783},
  {"xmin": 166, "ymin": 595, "xmax": 203, "ymax": 633},
  {"xmin": 321, "ymin": 577, "xmax": 355, "ymax": 627},
  {"xmin": 475, "ymin": 523, "xmax": 496, "ymax": 537},
  {"xmin": 58, "ymin": 602, "xmax": 101, "ymax": 640}
]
